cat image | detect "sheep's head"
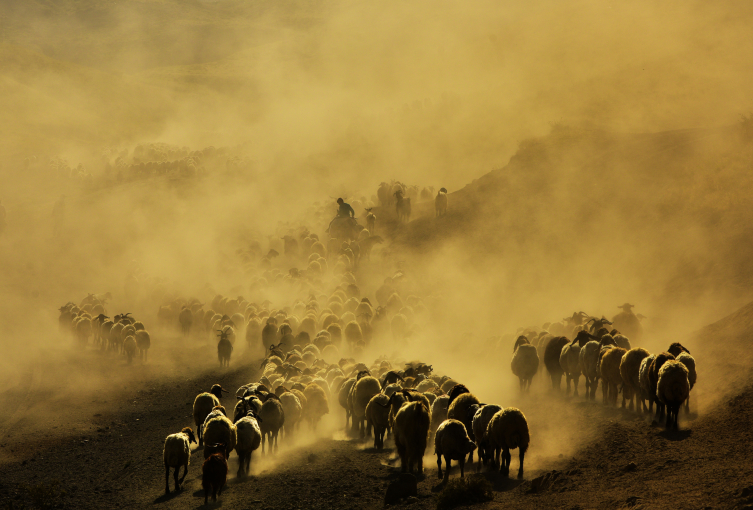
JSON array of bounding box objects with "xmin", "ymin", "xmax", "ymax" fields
[
  {"xmin": 181, "ymin": 427, "xmax": 197, "ymax": 444},
  {"xmin": 570, "ymin": 330, "xmax": 598, "ymax": 346},
  {"xmin": 447, "ymin": 384, "xmax": 470, "ymax": 406},
  {"xmin": 210, "ymin": 384, "xmax": 229, "ymax": 399},
  {"xmin": 668, "ymin": 342, "xmax": 690, "ymax": 356},
  {"xmin": 513, "ymin": 335, "xmax": 530, "ymax": 352}
]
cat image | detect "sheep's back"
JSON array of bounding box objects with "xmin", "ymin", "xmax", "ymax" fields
[
  {"xmin": 639, "ymin": 354, "xmax": 656, "ymax": 397},
  {"xmin": 235, "ymin": 417, "xmax": 262, "ymax": 453},
  {"xmin": 544, "ymin": 336, "xmax": 569, "ymax": 375},
  {"xmin": 559, "ymin": 343, "xmax": 581, "ymax": 376},
  {"xmin": 365, "ymin": 393, "xmax": 390, "ymax": 428},
  {"xmin": 472, "ymin": 404, "xmax": 503, "ymax": 446},
  {"xmin": 512, "ymin": 344, "xmax": 539, "ymax": 379},
  {"xmin": 434, "ymin": 419, "xmax": 473, "ymax": 460},
  {"xmin": 600, "ymin": 347, "xmax": 627, "ymax": 384},
  {"xmin": 657, "ymin": 360, "xmax": 690, "ymax": 406},
  {"xmin": 163, "ymin": 433, "xmax": 190, "ymax": 467},
  {"xmin": 447, "ymin": 392, "xmax": 479, "ymax": 432},
  {"xmin": 194, "ymin": 393, "xmax": 220, "ymax": 427},
  {"xmin": 676, "ymin": 353, "xmax": 697, "ymax": 389},
  {"xmin": 203, "ymin": 415, "xmax": 237, "ymax": 457},
  {"xmin": 260, "ymin": 399, "xmax": 285, "ymax": 433},
  {"xmin": 620, "ymin": 348, "xmax": 650, "ymax": 391},
  {"xmin": 394, "ymin": 402, "xmax": 430, "ymax": 455},
  {"xmin": 487, "ymin": 407, "xmax": 529, "ymax": 452}
]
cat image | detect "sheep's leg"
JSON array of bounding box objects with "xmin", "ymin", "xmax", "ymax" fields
[
  {"xmin": 565, "ymin": 375, "xmax": 571, "ymax": 395},
  {"xmin": 436, "ymin": 454, "xmax": 443, "ymax": 479},
  {"xmin": 459, "ymin": 456, "xmax": 466, "ymax": 478},
  {"xmin": 518, "ymin": 450, "xmax": 525, "ymax": 479},
  {"xmin": 502, "ymin": 448, "xmax": 511, "ymax": 477},
  {"xmin": 468, "ymin": 449, "xmax": 474, "ymax": 464},
  {"xmin": 173, "ymin": 465, "xmax": 180, "ymax": 492},
  {"xmin": 493, "ymin": 448, "xmax": 501, "ymax": 470},
  {"xmin": 685, "ymin": 394, "xmax": 690, "ymax": 415},
  {"xmin": 262, "ymin": 433, "xmax": 266, "ymax": 454},
  {"xmin": 165, "ymin": 466, "xmax": 170, "ymax": 494},
  {"xmin": 274, "ymin": 430, "xmax": 279, "ymax": 452},
  {"xmin": 179, "ymin": 463, "xmax": 189, "ymax": 486},
  {"xmin": 573, "ymin": 374, "xmax": 580, "ymax": 396}
]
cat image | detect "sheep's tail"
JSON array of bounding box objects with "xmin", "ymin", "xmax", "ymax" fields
[{"xmin": 509, "ymin": 432, "xmax": 521, "ymax": 450}]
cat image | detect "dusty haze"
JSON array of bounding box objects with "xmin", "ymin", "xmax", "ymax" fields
[{"xmin": 0, "ymin": 0, "xmax": 752, "ymax": 481}]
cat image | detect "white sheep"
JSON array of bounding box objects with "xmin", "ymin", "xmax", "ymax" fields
[
  {"xmin": 163, "ymin": 427, "xmax": 196, "ymax": 494},
  {"xmin": 559, "ymin": 342, "xmax": 581, "ymax": 396},
  {"xmin": 203, "ymin": 413, "xmax": 237, "ymax": 460},
  {"xmin": 193, "ymin": 385, "xmax": 228, "ymax": 446},
  {"xmin": 435, "ymin": 419, "xmax": 476, "ymax": 483},
  {"xmin": 430, "ymin": 395, "xmax": 450, "ymax": 442},
  {"xmin": 639, "ymin": 354, "xmax": 657, "ymax": 414}
]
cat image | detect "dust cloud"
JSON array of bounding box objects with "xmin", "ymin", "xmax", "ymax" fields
[{"xmin": 0, "ymin": 0, "xmax": 751, "ymax": 477}]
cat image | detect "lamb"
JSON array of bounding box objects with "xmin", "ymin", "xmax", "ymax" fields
[
  {"xmin": 434, "ymin": 419, "xmax": 476, "ymax": 482},
  {"xmin": 599, "ymin": 346, "xmax": 627, "ymax": 406},
  {"xmin": 649, "ymin": 352, "xmax": 676, "ymax": 423},
  {"xmin": 619, "ymin": 348, "xmax": 650, "ymax": 412},
  {"xmin": 235, "ymin": 410, "xmax": 263, "ymax": 477},
  {"xmin": 123, "ymin": 335, "xmax": 137, "ymax": 364},
  {"xmin": 544, "ymin": 336, "xmax": 570, "ymax": 390},
  {"xmin": 393, "ymin": 400, "xmax": 431, "ymax": 473},
  {"xmin": 217, "ymin": 329, "xmax": 233, "ymax": 367},
  {"xmin": 135, "ymin": 330, "xmax": 150, "ymax": 362},
  {"xmin": 349, "ymin": 374, "xmax": 381, "ymax": 438},
  {"xmin": 559, "ymin": 341, "xmax": 582, "ymax": 396},
  {"xmin": 203, "ymin": 414, "xmax": 237, "ymax": 460},
  {"xmin": 365, "ymin": 393, "xmax": 390, "ymax": 449},
  {"xmin": 486, "ymin": 407, "xmax": 529, "ymax": 479},
  {"xmin": 163, "ymin": 427, "xmax": 196, "ymax": 494},
  {"xmin": 202, "ymin": 451, "xmax": 227, "ymax": 505},
  {"xmin": 656, "ymin": 360, "xmax": 690, "ymax": 431},
  {"xmin": 511, "ymin": 336, "xmax": 539, "ymax": 392},
  {"xmin": 193, "ymin": 385, "xmax": 229, "ymax": 446},
  {"xmin": 639, "ymin": 354, "xmax": 657, "ymax": 414},
  {"xmin": 471, "ymin": 404, "xmax": 503, "ymax": 469},
  {"xmin": 435, "ymin": 188, "xmax": 448, "ymax": 217},
  {"xmin": 676, "ymin": 352, "xmax": 697, "ymax": 414}
]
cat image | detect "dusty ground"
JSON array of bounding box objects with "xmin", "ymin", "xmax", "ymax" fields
[{"xmin": 1, "ymin": 311, "xmax": 752, "ymax": 510}]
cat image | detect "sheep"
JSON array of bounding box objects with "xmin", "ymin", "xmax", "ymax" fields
[
  {"xmin": 649, "ymin": 352, "xmax": 676, "ymax": 423},
  {"xmin": 349, "ymin": 374, "xmax": 381, "ymax": 438},
  {"xmin": 471, "ymin": 404, "xmax": 503, "ymax": 470},
  {"xmin": 570, "ymin": 331, "xmax": 600, "ymax": 399},
  {"xmin": 435, "ymin": 419, "xmax": 476, "ymax": 482},
  {"xmin": 235, "ymin": 410, "xmax": 263, "ymax": 477},
  {"xmin": 178, "ymin": 307, "xmax": 193, "ymax": 336},
  {"xmin": 393, "ymin": 400, "xmax": 431, "ymax": 473},
  {"xmin": 619, "ymin": 348, "xmax": 650, "ymax": 412},
  {"xmin": 338, "ymin": 377, "xmax": 357, "ymax": 429},
  {"xmin": 262, "ymin": 319, "xmax": 279, "ymax": 351},
  {"xmin": 217, "ymin": 329, "xmax": 233, "ymax": 367},
  {"xmin": 257, "ymin": 393, "xmax": 285, "ymax": 454},
  {"xmin": 486, "ymin": 408, "xmax": 529, "ymax": 479},
  {"xmin": 123, "ymin": 335, "xmax": 137, "ymax": 364},
  {"xmin": 430, "ymin": 395, "xmax": 450, "ymax": 441},
  {"xmin": 639, "ymin": 354, "xmax": 657, "ymax": 414},
  {"xmin": 447, "ymin": 386, "xmax": 480, "ymax": 462},
  {"xmin": 657, "ymin": 360, "xmax": 690, "ymax": 431},
  {"xmin": 676, "ymin": 352, "xmax": 697, "ymax": 414},
  {"xmin": 395, "ymin": 191, "xmax": 411, "ymax": 222},
  {"xmin": 135, "ymin": 330, "xmax": 150, "ymax": 362},
  {"xmin": 163, "ymin": 427, "xmax": 196, "ymax": 494},
  {"xmin": 668, "ymin": 342, "xmax": 691, "ymax": 357},
  {"xmin": 559, "ymin": 341, "xmax": 582, "ymax": 396},
  {"xmin": 193, "ymin": 385, "xmax": 229, "ymax": 446},
  {"xmin": 202, "ymin": 451, "xmax": 227, "ymax": 505},
  {"xmin": 613, "ymin": 334, "xmax": 631, "ymax": 351},
  {"xmin": 599, "ymin": 346, "xmax": 627, "ymax": 406},
  {"xmin": 203, "ymin": 414, "xmax": 237, "ymax": 460},
  {"xmin": 544, "ymin": 336, "xmax": 570, "ymax": 390},
  {"xmin": 303, "ymin": 382, "xmax": 329, "ymax": 431},
  {"xmin": 435, "ymin": 188, "xmax": 448, "ymax": 217},
  {"xmin": 279, "ymin": 391, "xmax": 302, "ymax": 437},
  {"xmin": 511, "ymin": 336, "xmax": 539, "ymax": 392},
  {"xmin": 365, "ymin": 208, "xmax": 376, "ymax": 234},
  {"xmin": 365, "ymin": 393, "xmax": 390, "ymax": 449}
]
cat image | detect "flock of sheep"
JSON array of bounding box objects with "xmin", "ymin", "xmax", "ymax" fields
[
  {"xmin": 55, "ymin": 192, "xmax": 696, "ymax": 506},
  {"xmin": 58, "ymin": 293, "xmax": 151, "ymax": 363},
  {"xmin": 510, "ymin": 307, "xmax": 697, "ymax": 431}
]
